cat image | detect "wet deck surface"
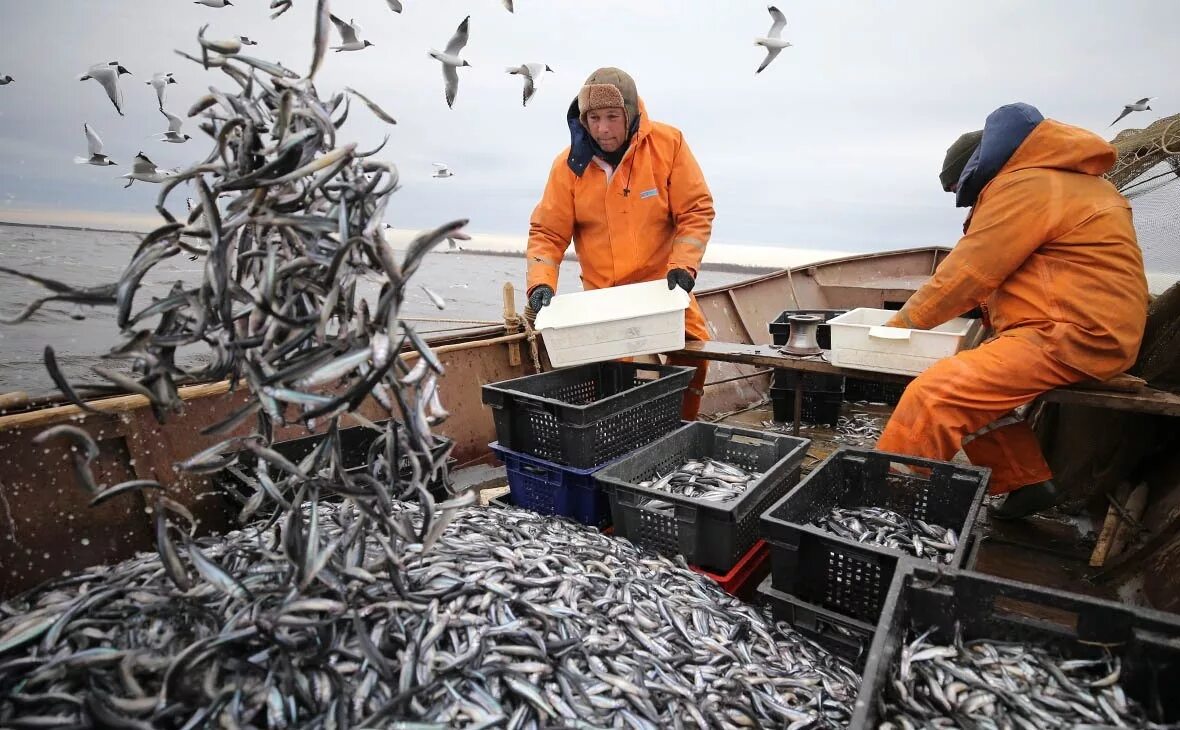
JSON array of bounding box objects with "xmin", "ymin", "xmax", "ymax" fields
[{"xmin": 714, "ymin": 400, "xmax": 1121, "ymax": 603}]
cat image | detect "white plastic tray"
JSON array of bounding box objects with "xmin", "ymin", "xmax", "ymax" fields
[
  {"xmin": 534, "ymin": 280, "xmax": 690, "ymax": 368},
  {"xmin": 826, "ymin": 308, "xmax": 982, "ymax": 376}
]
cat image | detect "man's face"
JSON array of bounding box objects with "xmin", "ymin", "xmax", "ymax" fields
[{"xmin": 586, "ymin": 107, "xmax": 627, "ymax": 153}]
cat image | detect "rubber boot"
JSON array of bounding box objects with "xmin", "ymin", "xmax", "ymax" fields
[{"xmin": 988, "ymin": 480, "xmax": 1058, "ymax": 521}]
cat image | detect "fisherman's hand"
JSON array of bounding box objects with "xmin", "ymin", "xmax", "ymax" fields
[
  {"xmin": 884, "ymin": 312, "xmax": 910, "ymax": 328},
  {"xmin": 666, "ymin": 268, "xmax": 695, "ymax": 293},
  {"xmin": 528, "ymin": 285, "xmax": 553, "ymax": 312}
]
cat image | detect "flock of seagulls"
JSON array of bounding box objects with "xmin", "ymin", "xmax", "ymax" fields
[{"xmin": 0, "ymin": 3, "xmax": 1165, "ymax": 194}]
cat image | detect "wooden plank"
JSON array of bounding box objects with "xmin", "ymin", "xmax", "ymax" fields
[{"xmin": 676, "ymin": 341, "xmax": 1180, "ymax": 418}]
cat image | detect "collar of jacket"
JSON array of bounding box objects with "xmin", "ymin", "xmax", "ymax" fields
[
  {"xmin": 565, "ymin": 98, "xmax": 644, "ymax": 177},
  {"xmin": 955, "ymin": 102, "xmax": 1045, "ymax": 208}
]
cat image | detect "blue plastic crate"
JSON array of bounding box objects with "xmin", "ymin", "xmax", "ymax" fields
[{"xmin": 489, "ymin": 442, "xmax": 612, "ymax": 527}]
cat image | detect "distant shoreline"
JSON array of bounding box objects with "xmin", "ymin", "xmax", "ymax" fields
[{"xmin": 0, "ymin": 220, "xmax": 780, "ymax": 275}]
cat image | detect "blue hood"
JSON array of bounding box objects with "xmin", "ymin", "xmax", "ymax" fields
[
  {"xmin": 955, "ymin": 103, "xmax": 1044, "ymax": 208},
  {"xmin": 564, "ymin": 98, "xmax": 640, "ymax": 177}
]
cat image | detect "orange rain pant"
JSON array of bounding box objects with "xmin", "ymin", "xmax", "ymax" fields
[
  {"xmin": 876, "ymin": 335, "xmax": 1088, "ymax": 495},
  {"xmin": 666, "ymin": 349, "xmax": 708, "ymax": 422}
]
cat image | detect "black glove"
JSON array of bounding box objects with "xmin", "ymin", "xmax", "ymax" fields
[
  {"xmin": 528, "ymin": 285, "xmax": 554, "ymax": 311},
  {"xmin": 666, "ymin": 268, "xmax": 695, "ymax": 293}
]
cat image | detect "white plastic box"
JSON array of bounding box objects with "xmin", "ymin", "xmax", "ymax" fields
[
  {"xmin": 826, "ymin": 308, "xmax": 983, "ymax": 376},
  {"xmin": 534, "ymin": 280, "xmax": 690, "ymax": 368}
]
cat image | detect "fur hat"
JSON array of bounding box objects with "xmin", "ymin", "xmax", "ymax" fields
[{"xmin": 578, "ymin": 67, "xmax": 639, "ymax": 131}]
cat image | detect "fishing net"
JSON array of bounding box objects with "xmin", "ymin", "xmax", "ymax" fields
[{"xmin": 1107, "ymin": 113, "xmax": 1180, "ymax": 293}]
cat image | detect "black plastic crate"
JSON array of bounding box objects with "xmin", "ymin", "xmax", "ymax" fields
[
  {"xmin": 851, "ymin": 564, "xmax": 1180, "ymax": 728},
  {"xmin": 769, "ymin": 309, "xmax": 848, "ymax": 350},
  {"xmin": 844, "ymin": 377, "xmax": 907, "ymax": 405},
  {"xmin": 757, "ymin": 575, "xmax": 874, "ymax": 669},
  {"xmin": 595, "ymin": 422, "xmax": 809, "ymax": 573},
  {"xmin": 481, "ymin": 361, "xmax": 693, "ymax": 469},
  {"xmin": 770, "ymin": 385, "xmax": 843, "ymax": 427},
  {"xmin": 771, "ymin": 369, "xmax": 844, "ymax": 390},
  {"xmin": 760, "ymin": 447, "xmax": 989, "ymax": 624}
]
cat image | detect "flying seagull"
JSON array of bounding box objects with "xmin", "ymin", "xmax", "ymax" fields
[
  {"xmin": 146, "ymin": 72, "xmax": 177, "ymax": 111},
  {"xmin": 156, "ymin": 109, "xmax": 192, "ymax": 143},
  {"xmin": 1109, "ymin": 97, "xmax": 1157, "ymax": 128},
  {"xmin": 122, "ymin": 152, "xmax": 176, "ymax": 187},
  {"xmin": 432, "ymin": 163, "xmax": 454, "ymax": 178},
  {"xmin": 0, "ymin": 75, "xmax": 13, "ymax": 86},
  {"xmin": 507, "ymin": 63, "xmax": 554, "ymax": 107},
  {"xmin": 755, "ymin": 5, "xmax": 791, "ymax": 74},
  {"xmin": 75, "ymin": 123, "xmax": 117, "ymax": 166},
  {"xmin": 237, "ymin": 35, "xmax": 258, "ymax": 46},
  {"xmin": 194, "ymin": 0, "xmax": 233, "ymax": 7},
  {"xmin": 502, "ymin": 0, "xmax": 514, "ymax": 11},
  {"xmin": 386, "ymin": 0, "xmax": 403, "ymax": 12},
  {"xmin": 429, "ymin": 16, "xmax": 472, "ymax": 108},
  {"xmin": 79, "ymin": 62, "xmax": 132, "ymax": 116},
  {"xmin": 330, "ymin": 14, "xmax": 374, "ymax": 52}
]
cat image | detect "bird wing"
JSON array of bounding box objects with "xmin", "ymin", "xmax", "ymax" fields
[
  {"xmin": 330, "ymin": 13, "xmax": 359, "ymax": 44},
  {"xmin": 163, "ymin": 109, "xmax": 184, "ymax": 133},
  {"xmin": 502, "ymin": 0, "xmax": 514, "ymax": 12},
  {"xmin": 1109, "ymin": 107, "xmax": 1133, "ymax": 127},
  {"xmin": 433, "ymin": 163, "xmax": 449, "ymax": 173},
  {"xmin": 132, "ymin": 153, "xmax": 158, "ymax": 174},
  {"xmin": 522, "ymin": 75, "xmax": 536, "ymax": 107},
  {"xmin": 767, "ymin": 5, "xmax": 787, "ymax": 38},
  {"xmin": 756, "ymin": 46, "xmax": 783, "ymax": 74},
  {"xmin": 91, "ymin": 67, "xmax": 125, "ymax": 116},
  {"xmin": 1135, "ymin": 97, "xmax": 1156, "ymax": 104},
  {"xmin": 444, "ymin": 16, "xmax": 470, "ymax": 55},
  {"xmin": 442, "ymin": 63, "xmax": 459, "ymax": 108},
  {"xmin": 386, "ymin": 0, "xmax": 403, "ymax": 12},
  {"xmin": 84, "ymin": 123, "xmax": 103, "ymax": 156}
]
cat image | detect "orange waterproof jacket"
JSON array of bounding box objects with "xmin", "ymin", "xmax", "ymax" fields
[
  {"xmin": 895, "ymin": 118, "xmax": 1148, "ymax": 379},
  {"xmin": 526, "ymin": 98, "xmax": 715, "ymax": 340}
]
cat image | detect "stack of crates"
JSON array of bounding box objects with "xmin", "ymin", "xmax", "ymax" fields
[
  {"xmin": 481, "ymin": 361, "xmax": 695, "ymax": 527},
  {"xmin": 768, "ymin": 310, "xmax": 846, "ymax": 425},
  {"xmin": 757, "ymin": 446, "xmax": 989, "ymax": 666}
]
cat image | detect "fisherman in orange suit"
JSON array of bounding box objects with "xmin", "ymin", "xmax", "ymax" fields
[
  {"xmin": 877, "ymin": 103, "xmax": 1149, "ymax": 519},
  {"xmin": 524, "ymin": 67, "xmax": 715, "ymax": 420}
]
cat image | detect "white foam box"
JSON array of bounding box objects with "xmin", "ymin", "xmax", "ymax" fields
[
  {"xmin": 826, "ymin": 308, "xmax": 983, "ymax": 376},
  {"xmin": 534, "ymin": 280, "xmax": 690, "ymax": 368}
]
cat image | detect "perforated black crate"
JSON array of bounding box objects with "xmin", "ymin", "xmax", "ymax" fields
[
  {"xmin": 769, "ymin": 309, "xmax": 848, "ymax": 350},
  {"xmin": 771, "ymin": 369, "xmax": 845, "ymax": 390},
  {"xmin": 481, "ymin": 361, "xmax": 694, "ymax": 469},
  {"xmin": 851, "ymin": 564, "xmax": 1180, "ymax": 728},
  {"xmin": 757, "ymin": 575, "xmax": 874, "ymax": 669},
  {"xmin": 760, "ymin": 447, "xmax": 989, "ymax": 624},
  {"xmin": 843, "ymin": 377, "xmax": 907, "ymax": 405},
  {"xmin": 770, "ymin": 386, "xmax": 843, "ymax": 427},
  {"xmin": 595, "ymin": 422, "xmax": 809, "ymax": 573}
]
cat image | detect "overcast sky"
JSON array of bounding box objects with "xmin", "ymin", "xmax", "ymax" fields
[{"xmin": 0, "ymin": 0, "xmax": 1176, "ymax": 257}]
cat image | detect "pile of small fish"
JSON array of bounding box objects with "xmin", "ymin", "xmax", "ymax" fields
[
  {"xmin": 0, "ymin": 5, "xmax": 867, "ymax": 729},
  {"xmin": 877, "ymin": 627, "xmax": 1163, "ymax": 729},
  {"xmin": 0, "ymin": 502, "xmax": 860, "ymax": 728},
  {"xmin": 637, "ymin": 458, "xmax": 762, "ymax": 504},
  {"xmin": 814, "ymin": 507, "xmax": 959, "ymax": 564},
  {"xmin": 762, "ymin": 411, "xmax": 883, "ymax": 446}
]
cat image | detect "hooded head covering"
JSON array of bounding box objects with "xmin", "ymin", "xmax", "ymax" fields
[
  {"xmin": 940, "ymin": 130, "xmax": 983, "ymax": 192},
  {"xmin": 954, "ymin": 103, "xmax": 1045, "ymax": 208},
  {"xmin": 578, "ymin": 67, "xmax": 639, "ymax": 133}
]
